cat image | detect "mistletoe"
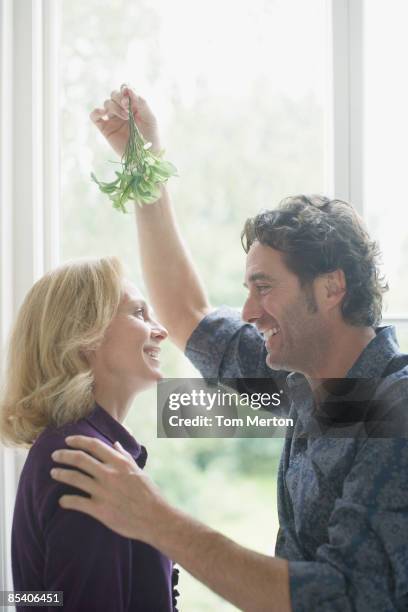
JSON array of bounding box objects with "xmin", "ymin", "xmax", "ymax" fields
[{"xmin": 91, "ymin": 99, "xmax": 177, "ymax": 213}]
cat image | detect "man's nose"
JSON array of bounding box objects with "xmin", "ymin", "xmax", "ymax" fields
[{"xmin": 242, "ymin": 294, "xmax": 263, "ymax": 324}]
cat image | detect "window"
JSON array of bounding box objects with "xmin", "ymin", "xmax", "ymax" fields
[
  {"xmin": 6, "ymin": 2, "xmax": 403, "ymax": 608},
  {"xmin": 363, "ymin": 0, "xmax": 408, "ymax": 349},
  {"xmin": 60, "ymin": 0, "xmax": 329, "ymax": 608}
]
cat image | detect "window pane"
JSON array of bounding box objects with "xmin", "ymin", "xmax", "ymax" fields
[
  {"xmin": 61, "ymin": 1, "xmax": 328, "ymax": 609},
  {"xmin": 363, "ymin": 0, "xmax": 408, "ymax": 316},
  {"xmin": 61, "ymin": 0, "xmax": 328, "ymax": 306}
]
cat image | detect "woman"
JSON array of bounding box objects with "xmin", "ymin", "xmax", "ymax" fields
[{"xmin": 0, "ymin": 256, "xmax": 179, "ymax": 611}]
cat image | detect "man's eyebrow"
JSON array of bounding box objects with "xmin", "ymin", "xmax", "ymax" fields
[{"xmin": 243, "ymin": 273, "xmax": 277, "ymax": 288}]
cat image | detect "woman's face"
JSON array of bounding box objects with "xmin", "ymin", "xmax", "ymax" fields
[{"xmin": 88, "ymin": 280, "xmax": 168, "ymax": 394}]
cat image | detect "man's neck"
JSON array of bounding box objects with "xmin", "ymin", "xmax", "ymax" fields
[{"xmin": 306, "ymin": 324, "xmax": 376, "ymax": 383}]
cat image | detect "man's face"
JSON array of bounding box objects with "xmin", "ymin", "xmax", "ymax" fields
[{"xmin": 242, "ymin": 242, "xmax": 328, "ymax": 374}]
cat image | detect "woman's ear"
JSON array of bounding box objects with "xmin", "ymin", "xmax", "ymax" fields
[{"xmin": 80, "ymin": 347, "xmax": 95, "ymax": 366}]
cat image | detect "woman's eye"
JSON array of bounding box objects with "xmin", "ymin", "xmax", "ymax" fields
[{"xmin": 133, "ymin": 308, "xmax": 145, "ymax": 319}]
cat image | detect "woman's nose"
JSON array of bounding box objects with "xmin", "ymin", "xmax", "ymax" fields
[{"xmin": 150, "ymin": 321, "xmax": 168, "ymax": 342}]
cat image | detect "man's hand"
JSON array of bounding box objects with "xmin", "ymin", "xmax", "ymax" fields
[
  {"xmin": 90, "ymin": 85, "xmax": 161, "ymax": 157},
  {"xmin": 51, "ymin": 435, "xmax": 291, "ymax": 611},
  {"xmin": 89, "ymin": 84, "xmax": 211, "ymax": 351},
  {"xmin": 50, "ymin": 435, "xmax": 167, "ymax": 543}
]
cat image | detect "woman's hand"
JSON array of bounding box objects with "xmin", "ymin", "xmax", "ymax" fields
[
  {"xmin": 90, "ymin": 85, "xmax": 161, "ymax": 157},
  {"xmin": 50, "ymin": 435, "xmax": 167, "ymax": 543}
]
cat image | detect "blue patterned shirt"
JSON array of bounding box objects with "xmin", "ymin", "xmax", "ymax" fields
[{"xmin": 185, "ymin": 306, "xmax": 408, "ymax": 611}]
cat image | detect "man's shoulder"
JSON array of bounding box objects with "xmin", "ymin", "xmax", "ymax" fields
[
  {"xmin": 188, "ymin": 306, "xmax": 249, "ymax": 346},
  {"xmin": 378, "ymin": 353, "xmax": 408, "ymax": 395},
  {"xmin": 366, "ymin": 354, "xmax": 408, "ymax": 436},
  {"xmin": 383, "ymin": 351, "xmax": 408, "ymax": 376}
]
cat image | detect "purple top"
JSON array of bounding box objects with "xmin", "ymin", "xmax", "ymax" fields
[{"xmin": 12, "ymin": 403, "xmax": 179, "ymax": 611}]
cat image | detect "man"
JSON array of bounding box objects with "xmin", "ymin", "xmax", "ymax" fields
[{"xmin": 50, "ymin": 86, "xmax": 408, "ymax": 611}]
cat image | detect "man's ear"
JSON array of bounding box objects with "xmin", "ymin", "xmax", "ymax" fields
[{"xmin": 324, "ymin": 269, "xmax": 346, "ymax": 305}]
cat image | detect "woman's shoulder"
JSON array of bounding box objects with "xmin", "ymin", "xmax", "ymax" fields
[
  {"xmin": 26, "ymin": 415, "xmax": 98, "ymax": 472},
  {"xmin": 14, "ymin": 416, "xmax": 98, "ymax": 520},
  {"xmin": 17, "ymin": 416, "xmax": 108, "ymax": 531}
]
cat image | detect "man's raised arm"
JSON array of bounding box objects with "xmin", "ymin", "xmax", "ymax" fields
[
  {"xmin": 90, "ymin": 85, "xmax": 211, "ymax": 350},
  {"xmin": 133, "ymin": 185, "xmax": 211, "ymax": 350}
]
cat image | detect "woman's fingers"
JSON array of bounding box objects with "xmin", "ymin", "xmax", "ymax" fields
[
  {"xmin": 51, "ymin": 448, "xmax": 103, "ymax": 477},
  {"xmin": 50, "ymin": 466, "xmax": 97, "ymax": 497}
]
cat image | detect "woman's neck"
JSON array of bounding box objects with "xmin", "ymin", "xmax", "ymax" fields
[{"xmin": 93, "ymin": 384, "xmax": 137, "ymax": 423}]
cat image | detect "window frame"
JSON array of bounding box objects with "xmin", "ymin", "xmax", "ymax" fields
[
  {"xmin": 0, "ymin": 0, "xmax": 61, "ymax": 592},
  {"xmin": 4, "ymin": 0, "xmax": 394, "ymax": 593},
  {"xmin": 327, "ymin": 0, "xmax": 364, "ymax": 212}
]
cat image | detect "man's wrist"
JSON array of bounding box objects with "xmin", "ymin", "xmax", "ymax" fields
[
  {"xmin": 149, "ymin": 134, "xmax": 162, "ymax": 154},
  {"xmin": 141, "ymin": 496, "xmax": 191, "ymax": 556},
  {"xmin": 133, "ymin": 183, "xmax": 167, "ymax": 212}
]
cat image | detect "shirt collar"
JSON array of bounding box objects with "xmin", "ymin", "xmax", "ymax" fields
[
  {"xmin": 84, "ymin": 402, "xmax": 147, "ymax": 467},
  {"xmin": 287, "ymin": 325, "xmax": 400, "ymax": 389},
  {"xmin": 285, "ymin": 325, "xmax": 401, "ymax": 427},
  {"xmin": 346, "ymin": 325, "xmax": 400, "ymax": 378}
]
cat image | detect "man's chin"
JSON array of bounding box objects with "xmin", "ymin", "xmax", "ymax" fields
[{"xmin": 266, "ymin": 353, "xmax": 283, "ymax": 371}]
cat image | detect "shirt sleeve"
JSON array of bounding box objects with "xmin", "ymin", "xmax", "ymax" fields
[
  {"xmin": 185, "ymin": 306, "xmax": 290, "ymax": 411},
  {"xmin": 288, "ymin": 437, "xmax": 408, "ymax": 611},
  {"xmin": 39, "ymin": 471, "xmax": 132, "ymax": 612},
  {"xmin": 186, "ymin": 305, "xmax": 289, "ymax": 377}
]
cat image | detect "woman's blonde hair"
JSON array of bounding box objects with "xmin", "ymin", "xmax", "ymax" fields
[{"xmin": 0, "ymin": 256, "xmax": 125, "ymax": 447}]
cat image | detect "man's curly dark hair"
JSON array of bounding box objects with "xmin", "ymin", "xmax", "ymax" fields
[{"xmin": 241, "ymin": 195, "xmax": 388, "ymax": 327}]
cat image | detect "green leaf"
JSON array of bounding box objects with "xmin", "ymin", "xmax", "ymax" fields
[{"xmin": 91, "ymin": 98, "xmax": 178, "ymax": 212}]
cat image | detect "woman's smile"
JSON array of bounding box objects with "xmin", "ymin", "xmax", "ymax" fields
[{"xmin": 143, "ymin": 345, "xmax": 161, "ymax": 363}]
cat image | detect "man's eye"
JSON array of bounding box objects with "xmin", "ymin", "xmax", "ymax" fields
[
  {"xmin": 256, "ymin": 285, "xmax": 271, "ymax": 293},
  {"xmin": 133, "ymin": 308, "xmax": 145, "ymax": 319}
]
